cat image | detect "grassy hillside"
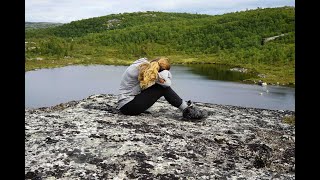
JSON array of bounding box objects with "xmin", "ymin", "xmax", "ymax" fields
[{"xmin": 25, "ymin": 7, "xmax": 295, "ymax": 86}]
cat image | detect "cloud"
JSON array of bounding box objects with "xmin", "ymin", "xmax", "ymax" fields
[{"xmin": 25, "ymin": 0, "xmax": 295, "ymax": 23}]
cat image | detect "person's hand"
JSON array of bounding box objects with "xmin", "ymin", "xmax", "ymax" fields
[{"xmin": 159, "ymin": 78, "xmax": 165, "ymax": 84}]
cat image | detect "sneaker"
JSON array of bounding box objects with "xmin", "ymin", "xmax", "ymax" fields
[
  {"xmin": 182, "ymin": 102, "xmax": 207, "ymax": 120},
  {"xmin": 187, "ymin": 100, "xmax": 193, "ymax": 106}
]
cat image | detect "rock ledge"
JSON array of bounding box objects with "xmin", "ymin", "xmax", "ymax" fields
[{"xmin": 25, "ymin": 94, "xmax": 295, "ymax": 179}]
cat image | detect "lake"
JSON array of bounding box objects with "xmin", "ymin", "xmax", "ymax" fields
[{"xmin": 25, "ymin": 65, "xmax": 295, "ymax": 111}]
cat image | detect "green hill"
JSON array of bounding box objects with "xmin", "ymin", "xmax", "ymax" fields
[{"xmin": 25, "ymin": 6, "xmax": 295, "ymax": 85}]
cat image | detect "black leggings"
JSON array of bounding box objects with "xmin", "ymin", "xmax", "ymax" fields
[{"xmin": 120, "ymin": 84, "xmax": 183, "ymax": 115}]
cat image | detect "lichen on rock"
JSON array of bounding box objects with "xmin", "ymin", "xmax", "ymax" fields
[{"xmin": 25, "ymin": 94, "xmax": 295, "ymax": 179}]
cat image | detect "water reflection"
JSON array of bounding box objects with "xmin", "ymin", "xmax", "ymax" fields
[{"xmin": 184, "ymin": 64, "xmax": 257, "ymax": 82}]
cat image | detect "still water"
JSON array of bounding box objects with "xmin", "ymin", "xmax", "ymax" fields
[{"xmin": 25, "ymin": 65, "xmax": 295, "ymax": 111}]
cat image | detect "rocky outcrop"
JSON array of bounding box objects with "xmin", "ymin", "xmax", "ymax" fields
[
  {"xmin": 25, "ymin": 94, "xmax": 295, "ymax": 179},
  {"xmin": 262, "ymin": 33, "xmax": 288, "ymax": 45},
  {"xmin": 229, "ymin": 67, "xmax": 248, "ymax": 73}
]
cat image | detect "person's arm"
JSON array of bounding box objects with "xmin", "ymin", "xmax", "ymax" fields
[
  {"xmin": 156, "ymin": 70, "xmax": 172, "ymax": 87},
  {"xmin": 132, "ymin": 57, "xmax": 148, "ymax": 65}
]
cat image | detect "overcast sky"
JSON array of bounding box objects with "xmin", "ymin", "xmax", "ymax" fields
[{"xmin": 26, "ymin": 0, "xmax": 295, "ymax": 23}]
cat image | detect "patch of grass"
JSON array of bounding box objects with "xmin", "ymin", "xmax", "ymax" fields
[
  {"xmin": 25, "ymin": 56, "xmax": 133, "ymax": 71},
  {"xmin": 283, "ymin": 115, "xmax": 295, "ymax": 125},
  {"xmin": 238, "ymin": 62, "xmax": 295, "ymax": 87}
]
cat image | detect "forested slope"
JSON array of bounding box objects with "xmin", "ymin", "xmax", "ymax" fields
[{"xmin": 25, "ymin": 6, "xmax": 295, "ymax": 85}]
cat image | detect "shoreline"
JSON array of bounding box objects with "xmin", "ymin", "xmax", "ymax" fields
[
  {"xmin": 25, "ymin": 61, "xmax": 295, "ymax": 88},
  {"xmin": 25, "ymin": 94, "xmax": 295, "ymax": 112}
]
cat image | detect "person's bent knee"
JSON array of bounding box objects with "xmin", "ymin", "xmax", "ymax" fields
[
  {"xmin": 120, "ymin": 108, "xmax": 141, "ymax": 116},
  {"xmin": 162, "ymin": 86, "xmax": 173, "ymax": 93}
]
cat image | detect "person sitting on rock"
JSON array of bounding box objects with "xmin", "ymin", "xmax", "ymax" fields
[{"xmin": 116, "ymin": 57, "xmax": 207, "ymax": 120}]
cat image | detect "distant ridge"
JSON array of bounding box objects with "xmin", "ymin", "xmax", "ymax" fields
[{"xmin": 25, "ymin": 22, "xmax": 64, "ymax": 30}]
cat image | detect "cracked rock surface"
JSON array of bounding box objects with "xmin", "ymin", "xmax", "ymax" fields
[{"xmin": 25, "ymin": 94, "xmax": 295, "ymax": 179}]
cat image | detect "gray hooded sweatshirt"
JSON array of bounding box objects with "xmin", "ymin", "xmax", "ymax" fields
[{"xmin": 116, "ymin": 58, "xmax": 172, "ymax": 109}]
